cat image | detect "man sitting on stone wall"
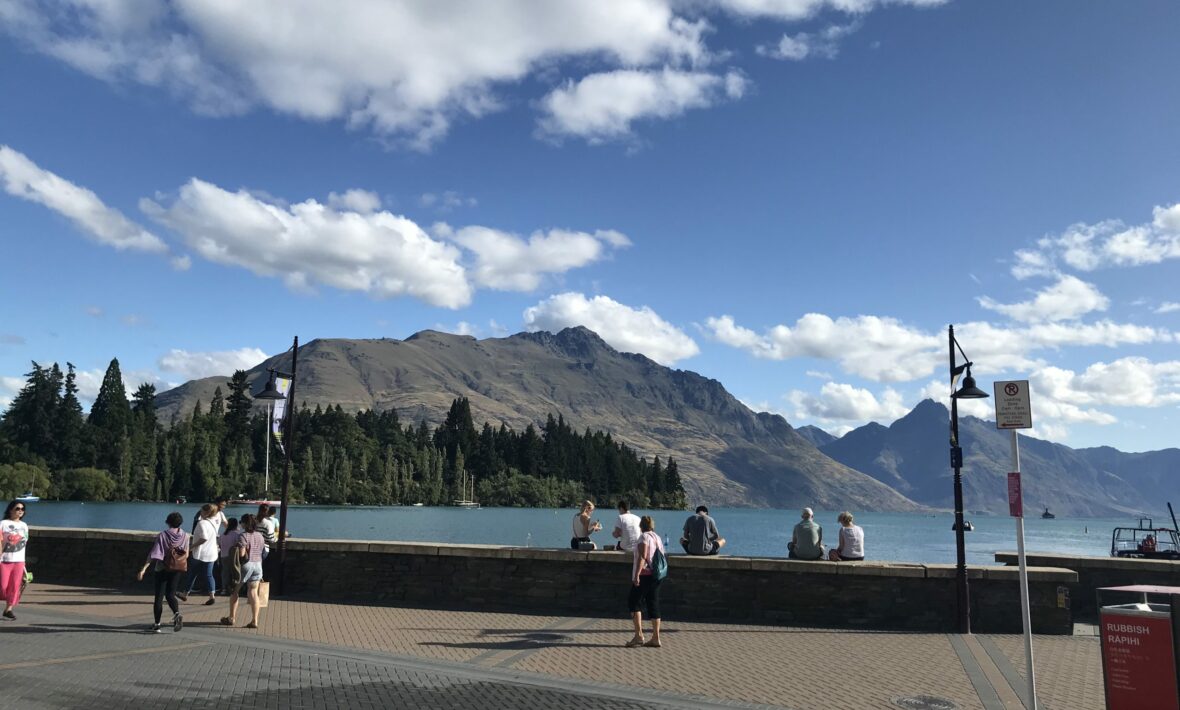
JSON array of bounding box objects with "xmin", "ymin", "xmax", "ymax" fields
[
  {"xmin": 680, "ymin": 506, "xmax": 726, "ymax": 556},
  {"xmin": 788, "ymin": 508, "xmax": 825, "ymax": 561}
]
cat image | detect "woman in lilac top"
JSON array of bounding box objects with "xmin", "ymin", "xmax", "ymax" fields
[
  {"xmin": 626, "ymin": 515, "xmax": 665, "ymax": 648},
  {"xmin": 222, "ymin": 513, "xmax": 266, "ymax": 629},
  {"xmin": 137, "ymin": 512, "xmax": 189, "ymax": 633}
]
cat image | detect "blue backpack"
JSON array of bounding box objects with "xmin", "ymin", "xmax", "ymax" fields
[{"xmin": 650, "ymin": 539, "xmax": 668, "ymax": 581}]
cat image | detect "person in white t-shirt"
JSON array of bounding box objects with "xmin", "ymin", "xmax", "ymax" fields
[
  {"xmin": 828, "ymin": 511, "xmax": 865, "ymax": 562},
  {"xmin": 612, "ymin": 500, "xmax": 642, "ymax": 553},
  {"xmin": 179, "ymin": 504, "xmax": 220, "ymax": 604},
  {"xmin": 1, "ymin": 500, "xmax": 30, "ymax": 620}
]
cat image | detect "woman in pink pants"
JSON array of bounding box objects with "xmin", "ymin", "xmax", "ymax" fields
[{"xmin": 1, "ymin": 500, "xmax": 30, "ymax": 620}]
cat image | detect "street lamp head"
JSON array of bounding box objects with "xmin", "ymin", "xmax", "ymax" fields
[
  {"xmin": 254, "ymin": 369, "xmax": 286, "ymax": 401},
  {"xmin": 952, "ymin": 367, "xmax": 989, "ymax": 399}
]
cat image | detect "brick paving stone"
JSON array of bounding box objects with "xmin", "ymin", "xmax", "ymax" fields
[
  {"xmin": 5, "ymin": 584, "xmax": 1112, "ymax": 710},
  {"xmin": 985, "ymin": 634, "xmax": 1105, "ymax": 710}
]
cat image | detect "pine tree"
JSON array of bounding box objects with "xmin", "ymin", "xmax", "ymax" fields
[
  {"xmin": 88, "ymin": 358, "xmax": 132, "ymax": 474},
  {"xmin": 57, "ymin": 363, "xmax": 87, "ymax": 468},
  {"xmin": 224, "ymin": 370, "xmax": 253, "ymax": 444}
]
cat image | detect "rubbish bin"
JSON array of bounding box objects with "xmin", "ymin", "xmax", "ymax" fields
[{"xmin": 1098, "ymin": 585, "xmax": 1180, "ymax": 710}]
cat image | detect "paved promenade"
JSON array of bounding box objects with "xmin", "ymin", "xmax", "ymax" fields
[{"xmin": 0, "ymin": 584, "xmax": 1105, "ymax": 709}]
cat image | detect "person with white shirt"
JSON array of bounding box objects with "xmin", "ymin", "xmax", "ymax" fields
[
  {"xmin": 611, "ymin": 500, "xmax": 642, "ymax": 552},
  {"xmin": 1, "ymin": 500, "xmax": 30, "ymax": 620},
  {"xmin": 828, "ymin": 511, "xmax": 865, "ymax": 562},
  {"xmin": 178, "ymin": 504, "xmax": 220, "ymax": 604}
]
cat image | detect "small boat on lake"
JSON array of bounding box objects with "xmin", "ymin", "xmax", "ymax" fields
[
  {"xmin": 231, "ymin": 498, "xmax": 282, "ymax": 508},
  {"xmin": 952, "ymin": 520, "xmax": 974, "ymax": 532},
  {"xmin": 14, "ymin": 492, "xmax": 39, "ymax": 503},
  {"xmin": 1111, "ymin": 504, "xmax": 1180, "ymax": 560},
  {"xmin": 1041, "ymin": 507, "xmax": 1055, "ymax": 519}
]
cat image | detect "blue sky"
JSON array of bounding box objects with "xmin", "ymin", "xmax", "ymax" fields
[{"xmin": 2, "ymin": 0, "xmax": 1179, "ymax": 452}]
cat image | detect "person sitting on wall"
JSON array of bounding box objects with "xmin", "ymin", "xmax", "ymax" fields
[
  {"xmin": 1140, "ymin": 535, "xmax": 1157, "ymax": 554},
  {"xmin": 680, "ymin": 505, "xmax": 726, "ymax": 556},
  {"xmin": 612, "ymin": 500, "xmax": 642, "ymax": 553},
  {"xmin": 788, "ymin": 508, "xmax": 825, "ymax": 561},
  {"xmin": 570, "ymin": 500, "xmax": 602, "ymax": 550},
  {"xmin": 827, "ymin": 511, "xmax": 864, "ymax": 561}
]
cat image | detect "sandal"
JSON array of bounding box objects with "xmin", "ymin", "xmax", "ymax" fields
[
  {"xmin": 220, "ymin": 617, "xmax": 234, "ymax": 626},
  {"xmin": 245, "ymin": 622, "xmax": 258, "ymax": 629},
  {"xmin": 203, "ymin": 598, "xmax": 216, "ymax": 606},
  {"xmin": 624, "ymin": 636, "xmax": 645, "ymax": 648},
  {"xmin": 644, "ymin": 639, "xmax": 662, "ymax": 648}
]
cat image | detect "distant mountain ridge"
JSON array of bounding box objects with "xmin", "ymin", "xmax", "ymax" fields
[
  {"xmin": 820, "ymin": 399, "xmax": 1180, "ymax": 517},
  {"xmin": 155, "ymin": 328, "xmax": 922, "ymax": 511}
]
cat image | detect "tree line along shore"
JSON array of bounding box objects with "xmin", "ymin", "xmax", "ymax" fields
[{"xmin": 0, "ymin": 358, "xmax": 688, "ymax": 509}]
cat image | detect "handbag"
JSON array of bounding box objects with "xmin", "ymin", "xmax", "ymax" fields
[{"xmin": 256, "ymin": 580, "xmax": 270, "ymax": 608}]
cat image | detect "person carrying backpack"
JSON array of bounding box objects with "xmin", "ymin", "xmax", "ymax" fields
[
  {"xmin": 137, "ymin": 511, "xmax": 189, "ymax": 633},
  {"xmin": 625, "ymin": 515, "xmax": 666, "ymax": 648}
]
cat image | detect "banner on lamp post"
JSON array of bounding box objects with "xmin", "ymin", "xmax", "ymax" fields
[{"xmin": 270, "ymin": 375, "xmax": 292, "ymax": 454}]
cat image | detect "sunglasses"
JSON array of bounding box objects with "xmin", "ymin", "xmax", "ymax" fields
[{"xmin": 13, "ymin": 507, "xmax": 25, "ymax": 512}]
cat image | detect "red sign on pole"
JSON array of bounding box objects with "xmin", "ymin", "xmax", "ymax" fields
[
  {"xmin": 1007, "ymin": 472, "xmax": 1022, "ymax": 518},
  {"xmin": 1100, "ymin": 609, "xmax": 1180, "ymax": 710}
]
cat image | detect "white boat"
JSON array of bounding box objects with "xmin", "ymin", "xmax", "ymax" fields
[
  {"xmin": 411, "ymin": 503, "xmax": 425, "ymax": 507},
  {"xmin": 14, "ymin": 492, "xmax": 39, "ymax": 503},
  {"xmin": 451, "ymin": 470, "xmax": 479, "ymax": 509},
  {"xmin": 231, "ymin": 498, "xmax": 282, "ymax": 508}
]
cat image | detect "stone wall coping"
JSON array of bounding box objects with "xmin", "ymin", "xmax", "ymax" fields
[
  {"xmin": 28, "ymin": 528, "xmax": 1076, "ymax": 581},
  {"xmin": 995, "ymin": 551, "xmax": 1180, "ymax": 572}
]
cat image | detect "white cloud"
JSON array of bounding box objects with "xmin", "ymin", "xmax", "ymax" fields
[
  {"xmin": 757, "ymin": 22, "xmax": 858, "ymax": 60},
  {"xmin": 787, "ymin": 382, "xmax": 909, "ymax": 424},
  {"xmin": 977, "ymin": 275, "xmax": 1109, "ymax": 323},
  {"xmin": 328, "ymin": 189, "xmax": 381, "ymax": 213},
  {"xmin": 0, "ymin": 145, "xmax": 167, "ymax": 253},
  {"xmin": 704, "ymin": 313, "xmax": 940, "ymax": 382},
  {"xmin": 523, "ymin": 292, "xmax": 699, "ymax": 365},
  {"xmin": 435, "ymin": 321, "xmax": 478, "ymax": 337},
  {"xmin": 1012, "ymin": 201, "xmax": 1180, "ymax": 278},
  {"xmin": 84, "ymin": 305, "xmax": 103, "ymax": 318},
  {"xmin": 141, "ymin": 178, "xmax": 474, "ymax": 309},
  {"xmin": 1034, "ymin": 358, "xmax": 1180, "ymax": 409},
  {"xmin": 1156, "ymin": 302, "xmax": 1180, "ymax": 314},
  {"xmin": 537, "ymin": 68, "xmax": 747, "ymax": 143},
  {"xmin": 448, "ymin": 226, "xmax": 630, "ymax": 291},
  {"xmin": 158, "ymin": 347, "xmax": 269, "ymax": 380},
  {"xmin": 707, "ymin": 0, "xmax": 949, "ymax": 21},
  {"xmin": 0, "ymin": 375, "xmax": 23, "ymax": 411},
  {"xmin": 1, "ymin": 0, "xmax": 712, "ymax": 148}
]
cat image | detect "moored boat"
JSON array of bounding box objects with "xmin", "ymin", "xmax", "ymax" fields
[
  {"xmin": 14, "ymin": 492, "xmax": 39, "ymax": 503},
  {"xmin": 1111, "ymin": 504, "xmax": 1180, "ymax": 560},
  {"xmin": 1041, "ymin": 507, "xmax": 1055, "ymax": 519}
]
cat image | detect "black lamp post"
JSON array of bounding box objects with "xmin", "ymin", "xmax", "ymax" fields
[
  {"xmin": 252, "ymin": 337, "xmax": 299, "ymax": 595},
  {"xmin": 948, "ymin": 324, "xmax": 989, "ymax": 634}
]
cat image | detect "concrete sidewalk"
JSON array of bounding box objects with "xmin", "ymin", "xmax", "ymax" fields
[{"xmin": 0, "ymin": 584, "xmax": 1106, "ymax": 709}]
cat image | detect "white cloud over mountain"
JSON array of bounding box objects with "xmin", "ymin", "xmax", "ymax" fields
[
  {"xmin": 524, "ymin": 292, "xmax": 699, "ymax": 366},
  {"xmin": 0, "ymin": 145, "xmax": 167, "ymax": 254},
  {"xmin": 158, "ymin": 347, "xmax": 269, "ymax": 381},
  {"xmin": 446, "ymin": 226, "xmax": 630, "ymax": 291},
  {"xmin": 142, "ymin": 178, "xmax": 475, "ymax": 308}
]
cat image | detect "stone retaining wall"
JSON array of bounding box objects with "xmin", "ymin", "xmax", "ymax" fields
[
  {"xmin": 996, "ymin": 551, "xmax": 1180, "ymax": 618},
  {"xmin": 27, "ymin": 527, "xmax": 1076, "ymax": 633}
]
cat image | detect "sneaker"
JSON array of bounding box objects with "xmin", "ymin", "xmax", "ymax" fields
[
  {"xmin": 3, "ymin": 610, "xmax": 15, "ymax": 620},
  {"xmin": 203, "ymin": 598, "xmax": 216, "ymax": 606},
  {"xmin": 172, "ymin": 613, "xmax": 183, "ymax": 632},
  {"xmin": 175, "ymin": 592, "xmax": 188, "ymax": 602},
  {"xmin": 150, "ymin": 624, "xmax": 162, "ymax": 634}
]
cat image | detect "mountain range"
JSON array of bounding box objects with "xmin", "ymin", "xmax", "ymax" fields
[
  {"xmin": 154, "ymin": 328, "xmax": 1176, "ymax": 515},
  {"xmin": 819, "ymin": 399, "xmax": 1179, "ymax": 517},
  {"xmin": 155, "ymin": 328, "xmax": 920, "ymax": 511}
]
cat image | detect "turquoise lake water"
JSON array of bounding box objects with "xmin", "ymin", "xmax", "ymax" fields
[{"xmin": 19, "ymin": 501, "xmax": 1140, "ymax": 565}]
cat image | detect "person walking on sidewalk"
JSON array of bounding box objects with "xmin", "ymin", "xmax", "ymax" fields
[
  {"xmin": 218, "ymin": 517, "xmax": 242, "ymax": 599},
  {"xmin": 222, "ymin": 514, "xmax": 265, "ymax": 629},
  {"xmin": 626, "ymin": 515, "xmax": 665, "ymax": 648},
  {"xmin": 1, "ymin": 500, "xmax": 30, "ymax": 620},
  {"xmin": 137, "ymin": 512, "xmax": 189, "ymax": 633},
  {"xmin": 179, "ymin": 504, "xmax": 219, "ymax": 605}
]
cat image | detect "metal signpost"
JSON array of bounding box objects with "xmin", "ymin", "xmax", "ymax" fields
[{"xmin": 995, "ymin": 379, "xmax": 1038, "ymax": 710}]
